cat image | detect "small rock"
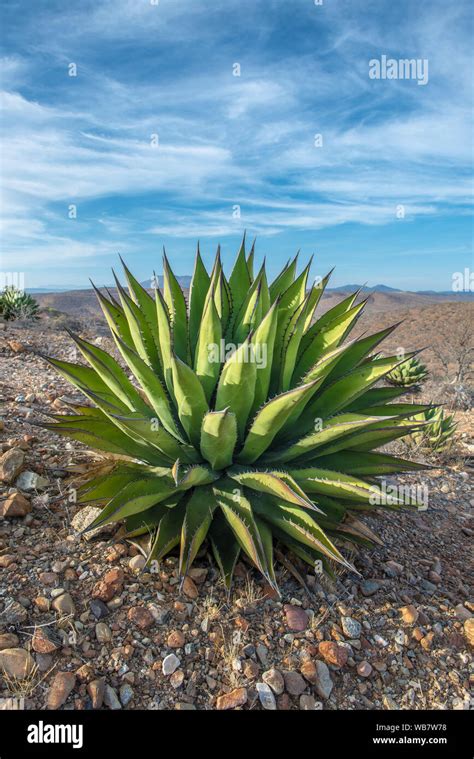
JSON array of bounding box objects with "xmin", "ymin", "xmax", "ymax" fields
[
  {"xmin": 318, "ymin": 641, "xmax": 348, "ymax": 668},
  {"xmin": 128, "ymin": 606, "xmax": 154, "ymax": 630},
  {"xmin": 243, "ymin": 659, "xmax": 259, "ymax": 679},
  {"xmin": 216, "ymin": 687, "xmax": 247, "ymax": 710},
  {"xmin": 283, "ymin": 670, "xmax": 307, "ymax": 697},
  {"xmin": 341, "ymin": 616, "xmax": 362, "ymax": 639},
  {"xmin": 95, "ymin": 622, "xmax": 112, "ymax": 643},
  {"xmin": 32, "ymin": 627, "xmax": 60, "ymax": 654},
  {"xmin": 454, "ymin": 604, "xmax": 472, "ymax": 622},
  {"xmin": 104, "ymin": 684, "xmax": 122, "ymax": 710},
  {"xmin": 0, "ymin": 492, "xmax": 31, "ymax": 518},
  {"xmin": 464, "ymin": 618, "xmax": 474, "ymax": 647},
  {"xmin": 71, "ymin": 506, "xmax": 116, "ymax": 541},
  {"xmin": 314, "ymin": 660, "xmax": 333, "ymax": 700},
  {"xmin": 170, "ymin": 670, "xmax": 185, "ymax": 689},
  {"xmin": 300, "ymin": 660, "xmax": 318, "ymax": 685},
  {"xmin": 0, "ymin": 633, "xmax": 19, "ymax": 650},
  {"xmin": 87, "ymin": 678, "xmax": 105, "ymax": 709},
  {"xmin": 51, "ymin": 592, "xmax": 75, "ymax": 617},
  {"xmin": 15, "ymin": 471, "xmax": 49, "ymax": 491},
  {"xmin": 0, "ymin": 598, "xmax": 28, "ymax": 626},
  {"xmin": 167, "ymin": 630, "xmax": 185, "ymax": 648},
  {"xmin": 383, "ymin": 560, "xmax": 403, "ymax": 577},
  {"xmin": 262, "ymin": 668, "xmax": 285, "ymax": 695},
  {"xmin": 360, "ymin": 580, "xmax": 380, "ymax": 597},
  {"xmin": 0, "ymin": 448, "xmax": 25, "ymax": 483},
  {"xmin": 162, "ymin": 653, "xmax": 180, "ymax": 676},
  {"xmin": 182, "ymin": 576, "xmax": 198, "ymax": 599},
  {"xmin": 39, "ymin": 571, "xmax": 58, "ymax": 586},
  {"xmin": 89, "ymin": 599, "xmax": 110, "ymax": 620},
  {"xmin": 284, "ymin": 604, "xmax": 309, "ymax": 632},
  {"xmin": 148, "ymin": 604, "xmax": 169, "ymax": 625},
  {"xmin": 47, "ymin": 671, "xmax": 76, "ymax": 709},
  {"xmin": 0, "ymin": 554, "xmax": 15, "ymax": 568},
  {"xmin": 299, "ymin": 694, "xmax": 319, "ymax": 710},
  {"xmin": 420, "ymin": 631, "xmax": 435, "ymax": 651},
  {"xmin": 188, "ymin": 567, "xmax": 208, "ymax": 584},
  {"xmin": 256, "ymin": 682, "xmax": 276, "ymax": 710},
  {"xmin": 357, "ymin": 661, "xmax": 372, "ymax": 677},
  {"xmin": 129, "ymin": 555, "xmax": 146, "ymax": 573},
  {"xmin": 92, "ymin": 568, "xmax": 125, "ymax": 602},
  {"xmin": 399, "ymin": 605, "xmax": 418, "ymax": 625},
  {"xmin": 0, "ymin": 648, "xmax": 35, "ymax": 679},
  {"xmin": 119, "ymin": 683, "xmax": 134, "ymax": 706}
]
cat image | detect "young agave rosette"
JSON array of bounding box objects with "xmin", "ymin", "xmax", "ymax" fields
[
  {"xmin": 385, "ymin": 356, "xmax": 428, "ymax": 388},
  {"xmin": 411, "ymin": 407, "xmax": 457, "ymax": 453},
  {"xmin": 43, "ymin": 239, "xmax": 431, "ymax": 592},
  {"xmin": 0, "ymin": 286, "xmax": 39, "ymax": 321}
]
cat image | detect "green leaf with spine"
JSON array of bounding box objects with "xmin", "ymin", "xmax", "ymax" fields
[{"xmin": 42, "ymin": 239, "xmax": 431, "ymax": 592}]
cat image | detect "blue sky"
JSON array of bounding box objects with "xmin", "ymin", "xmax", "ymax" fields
[{"xmin": 0, "ymin": 0, "xmax": 472, "ymax": 290}]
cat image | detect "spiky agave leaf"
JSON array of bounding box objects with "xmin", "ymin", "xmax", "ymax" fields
[
  {"xmin": 385, "ymin": 356, "xmax": 428, "ymax": 388},
  {"xmin": 43, "ymin": 239, "xmax": 431, "ymax": 592}
]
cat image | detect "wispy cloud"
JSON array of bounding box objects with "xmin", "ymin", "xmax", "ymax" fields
[{"xmin": 0, "ymin": 0, "xmax": 472, "ymax": 287}]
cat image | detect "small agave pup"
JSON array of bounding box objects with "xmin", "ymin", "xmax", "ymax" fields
[
  {"xmin": 385, "ymin": 356, "xmax": 428, "ymax": 389},
  {"xmin": 43, "ymin": 238, "xmax": 432, "ymax": 592},
  {"xmin": 411, "ymin": 407, "xmax": 457, "ymax": 453}
]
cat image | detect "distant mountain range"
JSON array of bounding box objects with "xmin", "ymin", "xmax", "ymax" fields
[{"xmin": 27, "ymin": 280, "xmax": 472, "ymax": 297}]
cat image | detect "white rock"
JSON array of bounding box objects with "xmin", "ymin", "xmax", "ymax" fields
[
  {"xmin": 162, "ymin": 653, "xmax": 180, "ymax": 676},
  {"xmin": 256, "ymin": 682, "xmax": 276, "ymax": 710},
  {"xmin": 15, "ymin": 471, "xmax": 49, "ymax": 491}
]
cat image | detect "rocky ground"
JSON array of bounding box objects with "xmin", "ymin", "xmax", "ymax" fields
[{"xmin": 0, "ymin": 322, "xmax": 472, "ymax": 711}]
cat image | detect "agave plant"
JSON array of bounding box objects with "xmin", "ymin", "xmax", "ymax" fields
[
  {"xmin": 42, "ymin": 239, "xmax": 431, "ymax": 592},
  {"xmin": 411, "ymin": 407, "xmax": 457, "ymax": 453},
  {"xmin": 385, "ymin": 356, "xmax": 428, "ymax": 388},
  {"xmin": 0, "ymin": 285, "xmax": 39, "ymax": 321}
]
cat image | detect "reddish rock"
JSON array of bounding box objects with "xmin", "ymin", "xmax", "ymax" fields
[
  {"xmin": 7, "ymin": 340, "xmax": 26, "ymax": 353},
  {"xmin": 128, "ymin": 606, "xmax": 154, "ymax": 630},
  {"xmin": 399, "ymin": 605, "xmax": 418, "ymax": 625},
  {"xmin": 318, "ymin": 641, "xmax": 348, "ymax": 668},
  {"xmin": 32, "ymin": 627, "xmax": 60, "ymax": 654},
  {"xmin": 243, "ymin": 659, "xmax": 259, "ymax": 680},
  {"xmin": 167, "ymin": 630, "xmax": 185, "ymax": 648},
  {"xmin": 283, "ymin": 604, "xmax": 309, "ymax": 632},
  {"xmin": 0, "ymin": 555, "xmax": 15, "ymax": 568},
  {"xmin": 420, "ymin": 631, "xmax": 435, "ymax": 651},
  {"xmin": 47, "ymin": 671, "xmax": 76, "ymax": 709},
  {"xmin": 300, "ymin": 660, "xmax": 318, "ymax": 685},
  {"xmin": 182, "ymin": 576, "xmax": 198, "ymax": 599},
  {"xmin": 464, "ymin": 619, "xmax": 474, "ymax": 647},
  {"xmin": 0, "ymin": 448, "xmax": 25, "ymax": 483},
  {"xmin": 92, "ymin": 567, "xmax": 124, "ymax": 602},
  {"xmin": 216, "ymin": 687, "xmax": 247, "ymax": 710},
  {"xmin": 0, "ymin": 492, "xmax": 31, "ymax": 517}
]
